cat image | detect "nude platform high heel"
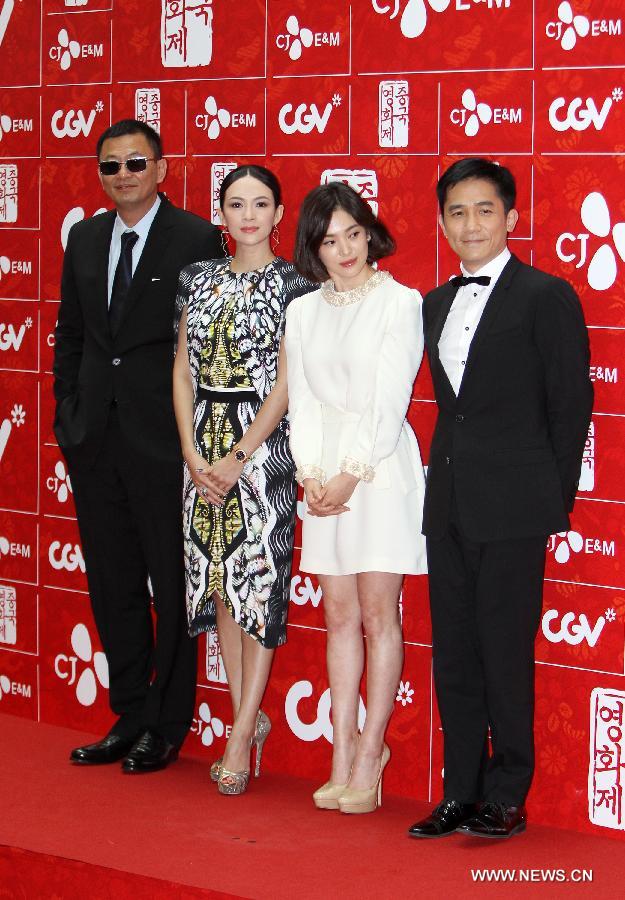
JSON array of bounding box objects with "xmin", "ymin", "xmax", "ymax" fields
[
  {"xmin": 312, "ymin": 781, "xmax": 349, "ymax": 810},
  {"xmin": 337, "ymin": 744, "xmax": 391, "ymax": 814}
]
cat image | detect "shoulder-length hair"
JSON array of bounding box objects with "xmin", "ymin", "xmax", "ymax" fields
[{"xmin": 294, "ymin": 182, "xmax": 395, "ymax": 283}]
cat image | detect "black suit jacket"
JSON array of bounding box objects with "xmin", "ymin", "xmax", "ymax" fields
[
  {"xmin": 53, "ymin": 196, "xmax": 223, "ymax": 469},
  {"xmin": 422, "ymin": 254, "xmax": 593, "ymax": 542}
]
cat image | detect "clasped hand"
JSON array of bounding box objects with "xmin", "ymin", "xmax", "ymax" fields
[
  {"xmin": 303, "ymin": 473, "xmax": 358, "ymax": 517},
  {"xmin": 187, "ymin": 449, "xmax": 244, "ymax": 506}
]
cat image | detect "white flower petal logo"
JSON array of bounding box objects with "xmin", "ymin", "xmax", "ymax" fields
[
  {"xmin": 579, "ymin": 192, "xmax": 625, "ymax": 291},
  {"xmin": 204, "ymin": 96, "xmax": 231, "ymax": 140},
  {"xmin": 0, "ymin": 114, "xmax": 12, "ymax": 141},
  {"xmin": 372, "ymin": 0, "xmax": 451, "ymax": 40},
  {"xmin": 0, "ymin": 256, "xmax": 10, "ymax": 278},
  {"xmin": 552, "ymin": 530, "xmax": 584, "ymax": 564},
  {"xmin": 57, "ymin": 28, "xmax": 81, "ymax": 71},
  {"xmin": 70, "ymin": 623, "xmax": 109, "ymax": 706},
  {"xmin": 285, "ymin": 15, "xmax": 313, "ymax": 61},
  {"xmin": 54, "ymin": 460, "xmax": 73, "ymax": 503},
  {"xmin": 396, "ymin": 680, "xmax": 414, "ymax": 706},
  {"xmin": 198, "ymin": 701, "xmax": 225, "ymax": 746},
  {"xmin": 0, "ymin": 674, "xmax": 11, "ymax": 700},
  {"xmin": 461, "ymin": 89, "xmax": 492, "ymax": 137},
  {"xmin": 557, "ymin": 1, "xmax": 590, "ymax": 51}
]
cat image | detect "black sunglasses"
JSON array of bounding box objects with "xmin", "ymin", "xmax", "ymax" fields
[{"xmin": 98, "ymin": 157, "xmax": 157, "ymax": 176}]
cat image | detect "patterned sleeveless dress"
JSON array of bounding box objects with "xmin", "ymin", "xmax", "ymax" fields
[{"xmin": 175, "ymin": 257, "xmax": 313, "ymax": 648}]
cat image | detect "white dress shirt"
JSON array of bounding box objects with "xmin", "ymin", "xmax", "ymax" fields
[
  {"xmin": 107, "ymin": 196, "xmax": 161, "ymax": 306},
  {"xmin": 438, "ymin": 247, "xmax": 511, "ymax": 395}
]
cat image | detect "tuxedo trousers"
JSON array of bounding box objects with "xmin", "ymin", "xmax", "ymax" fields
[
  {"xmin": 426, "ymin": 497, "xmax": 547, "ymax": 806},
  {"xmin": 68, "ymin": 408, "xmax": 197, "ymax": 747}
]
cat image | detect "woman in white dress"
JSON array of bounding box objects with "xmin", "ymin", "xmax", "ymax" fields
[{"xmin": 285, "ymin": 182, "xmax": 427, "ymax": 814}]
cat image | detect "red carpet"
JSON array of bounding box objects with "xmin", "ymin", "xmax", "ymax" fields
[{"xmin": 1, "ymin": 713, "xmax": 624, "ymax": 899}]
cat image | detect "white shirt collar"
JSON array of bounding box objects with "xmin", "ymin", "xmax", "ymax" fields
[
  {"xmin": 459, "ymin": 246, "xmax": 511, "ymax": 284},
  {"xmin": 113, "ymin": 195, "xmax": 161, "ymax": 242}
]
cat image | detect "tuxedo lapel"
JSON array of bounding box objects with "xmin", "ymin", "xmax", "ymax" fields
[
  {"xmin": 458, "ymin": 255, "xmax": 521, "ymax": 393},
  {"xmin": 428, "ymin": 282, "xmax": 457, "ymax": 401},
  {"xmin": 114, "ymin": 200, "xmax": 174, "ymax": 334}
]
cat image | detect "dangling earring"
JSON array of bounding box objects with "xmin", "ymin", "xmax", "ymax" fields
[
  {"xmin": 271, "ymin": 225, "xmax": 280, "ymax": 254},
  {"xmin": 221, "ymin": 227, "xmax": 231, "ymax": 257}
]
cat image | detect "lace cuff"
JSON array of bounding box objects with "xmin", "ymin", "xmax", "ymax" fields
[
  {"xmin": 340, "ymin": 457, "xmax": 375, "ymax": 483},
  {"xmin": 295, "ymin": 465, "xmax": 326, "ymax": 486}
]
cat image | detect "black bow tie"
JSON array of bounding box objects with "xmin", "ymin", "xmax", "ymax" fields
[{"xmin": 450, "ymin": 275, "xmax": 491, "ymax": 288}]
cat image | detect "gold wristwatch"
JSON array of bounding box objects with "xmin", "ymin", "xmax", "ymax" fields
[{"xmin": 232, "ymin": 443, "xmax": 250, "ymax": 463}]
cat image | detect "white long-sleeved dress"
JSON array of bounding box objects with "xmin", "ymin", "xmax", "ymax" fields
[{"xmin": 284, "ymin": 270, "xmax": 427, "ymax": 576}]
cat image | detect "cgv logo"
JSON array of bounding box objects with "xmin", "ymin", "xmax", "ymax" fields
[
  {"xmin": 278, "ymin": 94, "xmax": 342, "ymax": 135},
  {"xmin": 285, "ymin": 680, "xmax": 366, "ymax": 743},
  {"xmin": 549, "ymin": 88, "xmax": 622, "ymax": 132},
  {"xmin": 48, "ymin": 541, "xmax": 85, "ymax": 573},
  {"xmin": 0, "ymin": 316, "xmax": 32, "ymax": 352},
  {"xmin": 542, "ymin": 607, "xmax": 616, "ymax": 648},
  {"xmin": 51, "ymin": 101, "xmax": 104, "ymax": 139},
  {"xmin": 290, "ymin": 574, "xmax": 322, "ymax": 608}
]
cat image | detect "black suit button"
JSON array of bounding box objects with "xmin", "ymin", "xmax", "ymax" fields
[
  {"xmin": 112, "ymin": 357, "xmax": 121, "ymax": 366},
  {"xmin": 445, "ymin": 456, "xmax": 451, "ymax": 465},
  {"xmin": 455, "ymin": 414, "xmax": 464, "ymax": 422}
]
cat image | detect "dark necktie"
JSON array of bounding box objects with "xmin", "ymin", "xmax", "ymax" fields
[
  {"xmin": 450, "ymin": 274, "xmax": 491, "ymax": 288},
  {"xmin": 109, "ymin": 230, "xmax": 139, "ymax": 334}
]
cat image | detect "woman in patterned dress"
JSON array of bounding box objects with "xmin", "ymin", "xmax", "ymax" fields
[{"xmin": 173, "ymin": 166, "xmax": 312, "ymax": 794}]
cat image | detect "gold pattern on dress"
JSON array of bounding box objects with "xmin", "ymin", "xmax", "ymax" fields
[
  {"xmin": 199, "ymin": 294, "xmax": 252, "ymax": 390},
  {"xmin": 320, "ymin": 269, "xmax": 391, "ymax": 307}
]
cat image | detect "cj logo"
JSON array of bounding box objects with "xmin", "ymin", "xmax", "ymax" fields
[
  {"xmin": 61, "ymin": 206, "xmax": 107, "ymax": 250},
  {"xmin": 290, "ymin": 574, "xmax": 322, "ymax": 608},
  {"xmin": 0, "ymin": 316, "xmax": 32, "ymax": 353},
  {"xmin": 54, "ymin": 622, "xmax": 108, "ymax": 706},
  {"xmin": 49, "ymin": 28, "xmax": 103, "ymax": 71},
  {"xmin": 192, "ymin": 702, "xmax": 228, "ymax": 747},
  {"xmin": 372, "ymin": 0, "xmax": 450, "ymax": 39},
  {"xmin": 542, "ymin": 607, "xmax": 616, "ymax": 648},
  {"xmin": 195, "ymin": 97, "xmax": 256, "ymax": 140},
  {"xmin": 556, "ymin": 192, "xmax": 625, "ymax": 291},
  {"xmin": 545, "ymin": 2, "xmax": 621, "ymax": 51},
  {"xmin": 450, "ymin": 88, "xmax": 522, "ymax": 137},
  {"xmin": 46, "ymin": 460, "xmax": 73, "ymax": 504},
  {"xmin": 276, "ymin": 15, "xmax": 340, "ymax": 60},
  {"xmin": 0, "ymin": 114, "xmax": 34, "ymax": 140},
  {"xmin": 278, "ymin": 94, "xmax": 342, "ymax": 135},
  {"xmin": 549, "ymin": 88, "xmax": 622, "ymax": 132},
  {"xmin": 51, "ymin": 101, "xmax": 104, "ymax": 139},
  {"xmin": 285, "ymin": 680, "xmax": 366, "ymax": 743},
  {"xmin": 0, "ymin": 673, "xmax": 31, "ymax": 700},
  {"xmin": 0, "ymin": 255, "xmax": 32, "ymax": 279},
  {"xmin": 548, "ymin": 530, "xmax": 615, "ymax": 563},
  {"xmin": 48, "ymin": 541, "xmax": 85, "ymax": 573}
]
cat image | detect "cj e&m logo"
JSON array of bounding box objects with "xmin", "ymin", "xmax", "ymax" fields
[
  {"xmin": 590, "ymin": 364, "xmax": 618, "ymax": 387},
  {"xmin": 549, "ymin": 87, "xmax": 622, "ymax": 133},
  {"xmin": 0, "ymin": 254, "xmax": 32, "ymax": 280},
  {"xmin": 276, "ymin": 15, "xmax": 340, "ymax": 61},
  {"xmin": 54, "ymin": 622, "xmax": 108, "ymax": 706},
  {"xmin": 0, "ymin": 673, "xmax": 31, "ymax": 702},
  {"xmin": 49, "ymin": 28, "xmax": 104, "ymax": 72},
  {"xmin": 285, "ymin": 680, "xmax": 366, "ymax": 743},
  {"xmin": 451, "ymin": 88, "xmax": 522, "ymax": 137},
  {"xmin": 546, "ymin": 2, "xmax": 621, "ymax": 51},
  {"xmin": 191, "ymin": 701, "xmax": 230, "ymax": 747},
  {"xmin": 0, "ymin": 113, "xmax": 34, "ymax": 141},
  {"xmin": 548, "ymin": 530, "xmax": 615, "ymax": 564},
  {"xmin": 278, "ymin": 93, "xmax": 342, "ymax": 136},
  {"xmin": 372, "ymin": 0, "xmax": 510, "ymax": 40},
  {"xmin": 0, "ymin": 314, "xmax": 32, "ymax": 353},
  {"xmin": 0, "ymin": 535, "xmax": 31, "ymax": 562},
  {"xmin": 195, "ymin": 96, "xmax": 256, "ymax": 141},
  {"xmin": 556, "ymin": 192, "xmax": 625, "ymax": 291},
  {"xmin": 46, "ymin": 460, "xmax": 73, "ymax": 504},
  {"xmin": 51, "ymin": 101, "xmax": 104, "ymax": 140},
  {"xmin": 542, "ymin": 606, "xmax": 616, "ymax": 648}
]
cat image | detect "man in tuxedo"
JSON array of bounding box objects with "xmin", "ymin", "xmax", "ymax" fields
[
  {"xmin": 408, "ymin": 158, "xmax": 593, "ymax": 838},
  {"xmin": 53, "ymin": 119, "xmax": 223, "ymax": 772}
]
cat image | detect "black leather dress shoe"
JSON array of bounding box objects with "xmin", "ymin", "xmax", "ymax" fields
[
  {"xmin": 70, "ymin": 733, "xmax": 136, "ymax": 765},
  {"xmin": 121, "ymin": 728, "xmax": 178, "ymax": 774},
  {"xmin": 408, "ymin": 799, "xmax": 477, "ymax": 838},
  {"xmin": 459, "ymin": 802, "xmax": 527, "ymax": 839}
]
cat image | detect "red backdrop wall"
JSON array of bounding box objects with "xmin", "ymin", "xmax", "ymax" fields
[{"xmin": 0, "ymin": 0, "xmax": 624, "ymax": 838}]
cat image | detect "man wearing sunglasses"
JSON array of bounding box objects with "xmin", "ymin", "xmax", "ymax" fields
[{"xmin": 53, "ymin": 119, "xmax": 223, "ymax": 773}]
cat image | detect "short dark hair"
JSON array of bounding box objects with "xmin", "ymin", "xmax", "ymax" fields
[
  {"xmin": 96, "ymin": 119, "xmax": 163, "ymax": 160},
  {"xmin": 294, "ymin": 182, "xmax": 395, "ymax": 283},
  {"xmin": 436, "ymin": 158, "xmax": 516, "ymax": 214},
  {"xmin": 219, "ymin": 165, "xmax": 282, "ymax": 209}
]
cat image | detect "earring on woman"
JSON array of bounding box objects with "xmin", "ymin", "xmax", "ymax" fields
[
  {"xmin": 221, "ymin": 227, "xmax": 231, "ymax": 257},
  {"xmin": 271, "ymin": 225, "xmax": 280, "ymax": 254}
]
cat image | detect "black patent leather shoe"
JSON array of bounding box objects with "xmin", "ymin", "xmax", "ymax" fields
[
  {"xmin": 459, "ymin": 802, "xmax": 527, "ymax": 839},
  {"xmin": 408, "ymin": 799, "xmax": 477, "ymax": 838},
  {"xmin": 70, "ymin": 733, "xmax": 136, "ymax": 765},
  {"xmin": 121, "ymin": 728, "xmax": 178, "ymax": 774}
]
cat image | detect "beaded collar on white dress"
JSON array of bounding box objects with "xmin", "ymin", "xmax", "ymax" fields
[{"xmin": 320, "ymin": 269, "xmax": 391, "ymax": 307}]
